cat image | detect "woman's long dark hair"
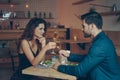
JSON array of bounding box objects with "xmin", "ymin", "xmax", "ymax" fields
[{"xmin": 17, "ymin": 17, "xmax": 47, "ymax": 54}]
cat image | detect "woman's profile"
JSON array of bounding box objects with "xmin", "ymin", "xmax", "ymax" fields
[{"xmin": 10, "ymin": 17, "xmax": 56, "ymax": 80}]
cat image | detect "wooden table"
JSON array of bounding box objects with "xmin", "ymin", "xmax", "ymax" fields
[{"xmin": 22, "ymin": 66, "xmax": 76, "ymax": 80}]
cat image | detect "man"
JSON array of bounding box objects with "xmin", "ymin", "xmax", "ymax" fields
[{"xmin": 53, "ymin": 11, "xmax": 120, "ymax": 80}]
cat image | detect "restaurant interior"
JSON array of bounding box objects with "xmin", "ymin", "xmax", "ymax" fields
[{"xmin": 0, "ymin": 0, "xmax": 120, "ymax": 80}]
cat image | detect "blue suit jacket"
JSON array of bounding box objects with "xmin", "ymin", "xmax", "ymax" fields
[{"xmin": 58, "ymin": 32, "xmax": 120, "ymax": 80}]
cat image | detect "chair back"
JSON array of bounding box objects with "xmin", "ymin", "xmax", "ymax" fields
[
  {"xmin": 8, "ymin": 40, "xmax": 18, "ymax": 57},
  {"xmin": 0, "ymin": 47, "xmax": 11, "ymax": 58}
]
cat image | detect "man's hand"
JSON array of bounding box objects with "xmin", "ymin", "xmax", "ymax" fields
[
  {"xmin": 53, "ymin": 50, "xmax": 70, "ymax": 70},
  {"xmin": 52, "ymin": 59, "xmax": 61, "ymax": 70},
  {"xmin": 59, "ymin": 50, "xmax": 70, "ymax": 57}
]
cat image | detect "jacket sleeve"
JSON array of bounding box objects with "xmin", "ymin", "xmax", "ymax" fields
[
  {"xmin": 67, "ymin": 53, "xmax": 86, "ymax": 62},
  {"xmin": 58, "ymin": 46, "xmax": 106, "ymax": 77}
]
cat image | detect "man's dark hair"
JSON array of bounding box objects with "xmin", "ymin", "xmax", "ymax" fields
[{"xmin": 81, "ymin": 11, "xmax": 103, "ymax": 29}]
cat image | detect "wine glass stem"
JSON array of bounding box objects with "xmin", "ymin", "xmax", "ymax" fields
[{"xmin": 51, "ymin": 49, "xmax": 55, "ymax": 54}]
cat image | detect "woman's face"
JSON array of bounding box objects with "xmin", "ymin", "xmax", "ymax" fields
[{"xmin": 34, "ymin": 23, "xmax": 45, "ymax": 38}]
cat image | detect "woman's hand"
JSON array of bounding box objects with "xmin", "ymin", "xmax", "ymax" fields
[
  {"xmin": 39, "ymin": 37, "xmax": 46, "ymax": 48},
  {"xmin": 35, "ymin": 35, "xmax": 46, "ymax": 48},
  {"xmin": 44, "ymin": 42, "xmax": 56, "ymax": 51}
]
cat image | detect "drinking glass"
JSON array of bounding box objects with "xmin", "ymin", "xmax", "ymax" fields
[
  {"xmin": 51, "ymin": 30, "xmax": 60, "ymax": 54},
  {"xmin": 59, "ymin": 50, "xmax": 70, "ymax": 65}
]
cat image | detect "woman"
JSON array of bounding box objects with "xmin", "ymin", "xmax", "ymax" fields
[{"xmin": 11, "ymin": 17, "xmax": 56, "ymax": 80}]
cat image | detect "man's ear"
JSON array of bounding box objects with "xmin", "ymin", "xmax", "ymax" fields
[
  {"xmin": 89, "ymin": 23, "xmax": 95, "ymax": 31},
  {"xmin": 89, "ymin": 23, "xmax": 94, "ymax": 29},
  {"xmin": 91, "ymin": 23, "xmax": 96, "ymax": 28}
]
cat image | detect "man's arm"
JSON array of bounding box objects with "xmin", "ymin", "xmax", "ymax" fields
[
  {"xmin": 56, "ymin": 46, "xmax": 106, "ymax": 77},
  {"xmin": 68, "ymin": 53, "xmax": 86, "ymax": 62}
]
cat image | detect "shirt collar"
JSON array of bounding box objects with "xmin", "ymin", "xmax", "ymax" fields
[{"xmin": 92, "ymin": 31, "xmax": 105, "ymax": 43}]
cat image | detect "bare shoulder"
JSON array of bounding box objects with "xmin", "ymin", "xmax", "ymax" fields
[
  {"xmin": 19, "ymin": 39, "xmax": 29, "ymax": 53},
  {"xmin": 21, "ymin": 39, "xmax": 29, "ymax": 45}
]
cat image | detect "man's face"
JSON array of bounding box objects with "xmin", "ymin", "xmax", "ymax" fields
[{"xmin": 82, "ymin": 20, "xmax": 92, "ymax": 38}]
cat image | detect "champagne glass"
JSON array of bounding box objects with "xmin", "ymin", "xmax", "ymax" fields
[
  {"xmin": 56, "ymin": 40, "xmax": 61, "ymax": 51},
  {"xmin": 51, "ymin": 29, "xmax": 60, "ymax": 54}
]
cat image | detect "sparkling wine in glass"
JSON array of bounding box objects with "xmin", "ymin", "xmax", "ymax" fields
[{"xmin": 51, "ymin": 30, "xmax": 59, "ymax": 54}]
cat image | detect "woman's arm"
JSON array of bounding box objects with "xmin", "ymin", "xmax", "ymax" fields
[{"xmin": 21, "ymin": 39, "xmax": 56, "ymax": 66}]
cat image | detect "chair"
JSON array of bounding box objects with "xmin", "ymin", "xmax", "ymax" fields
[
  {"xmin": 8, "ymin": 40, "xmax": 19, "ymax": 71},
  {"xmin": 0, "ymin": 47, "xmax": 11, "ymax": 65}
]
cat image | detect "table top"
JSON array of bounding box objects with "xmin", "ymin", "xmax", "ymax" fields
[{"xmin": 22, "ymin": 66, "xmax": 76, "ymax": 80}]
